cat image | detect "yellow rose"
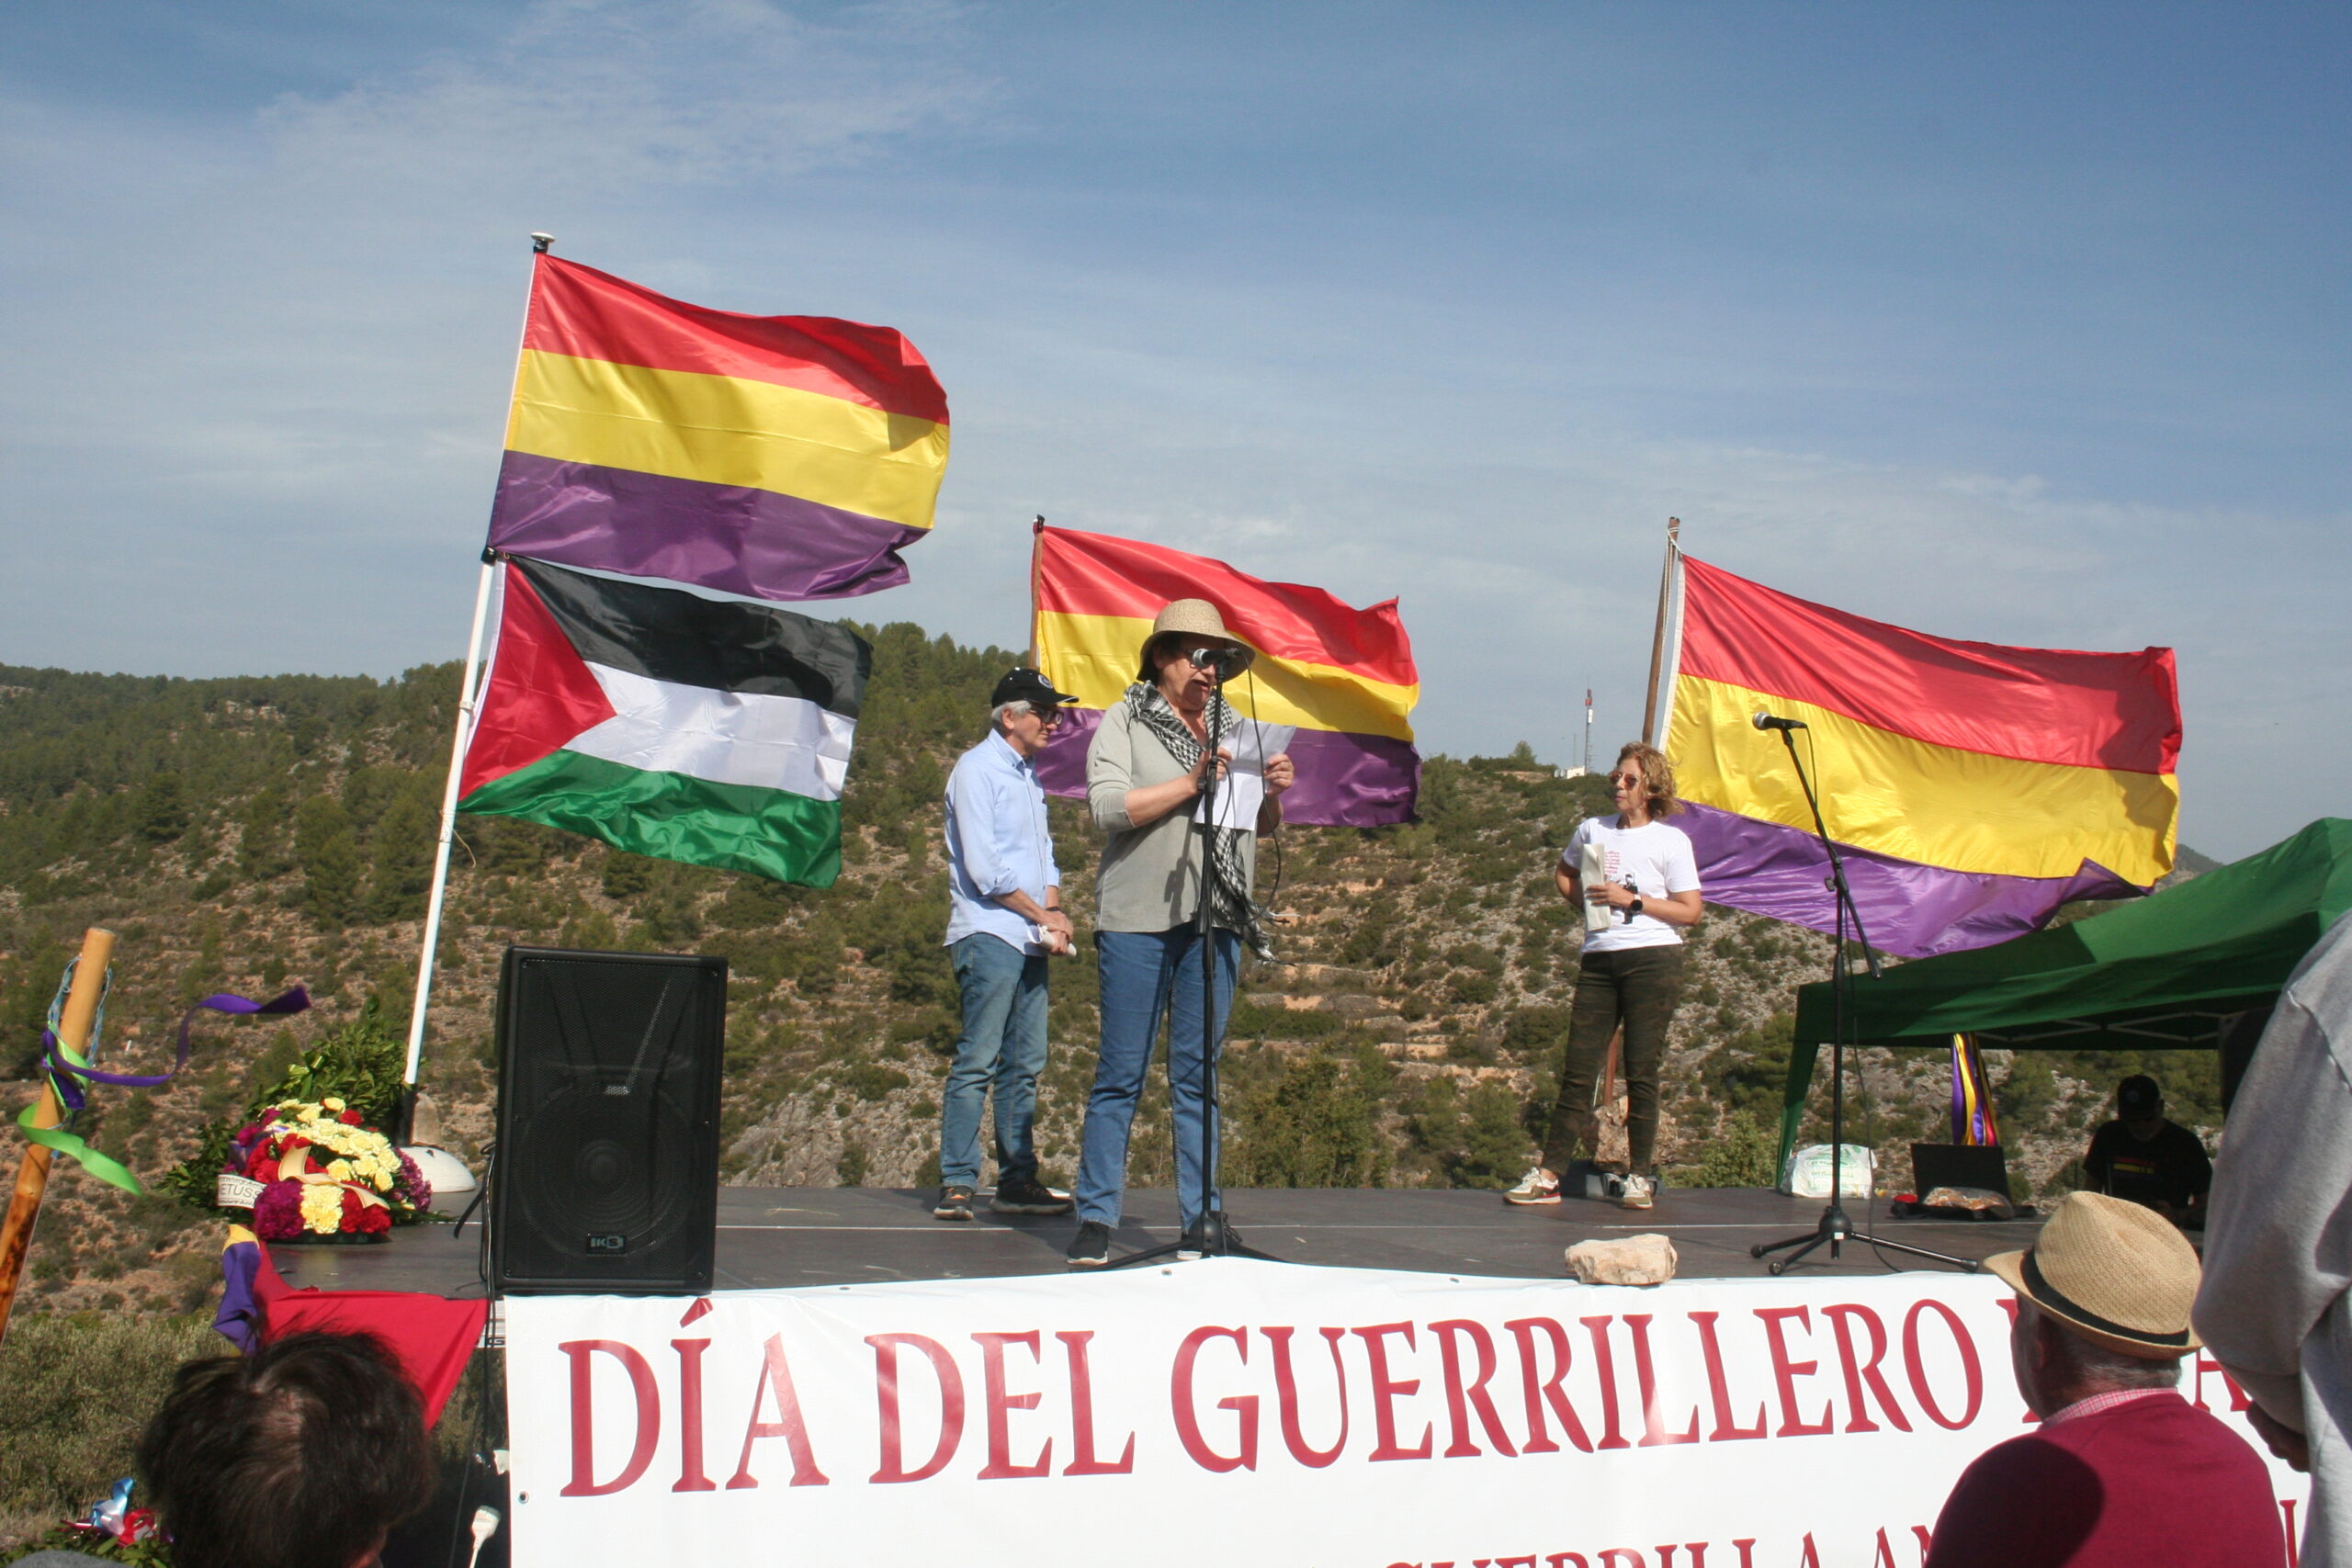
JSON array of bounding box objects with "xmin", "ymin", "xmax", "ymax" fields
[
  {"xmin": 327, "ymin": 1159, "xmax": 354, "ymax": 1181},
  {"xmin": 299, "ymin": 1183, "xmax": 344, "ymax": 1235},
  {"xmin": 322, "ymin": 1097, "xmax": 345, "ymax": 1111}
]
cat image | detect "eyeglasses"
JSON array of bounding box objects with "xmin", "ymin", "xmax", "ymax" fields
[{"xmin": 1607, "ymin": 773, "xmax": 1644, "ymax": 787}]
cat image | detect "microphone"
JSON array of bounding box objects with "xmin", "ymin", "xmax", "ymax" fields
[
  {"xmin": 1188, "ymin": 647, "xmax": 1250, "ymax": 679},
  {"xmin": 1752, "ymin": 712, "xmax": 1808, "ymax": 732}
]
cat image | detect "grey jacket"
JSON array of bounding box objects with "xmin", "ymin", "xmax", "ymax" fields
[
  {"xmin": 2194, "ymin": 908, "xmax": 2352, "ymax": 1562},
  {"xmin": 1085, "ymin": 700, "xmax": 1259, "ymax": 933}
]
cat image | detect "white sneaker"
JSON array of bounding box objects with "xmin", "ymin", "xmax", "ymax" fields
[
  {"xmin": 1505, "ymin": 1167, "xmax": 1563, "ymax": 1205},
  {"xmin": 1619, "ymin": 1174, "xmax": 1655, "ymax": 1211}
]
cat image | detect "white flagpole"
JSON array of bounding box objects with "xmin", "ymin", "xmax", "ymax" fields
[
  {"xmin": 403, "ymin": 557, "xmax": 499, "ymax": 1088},
  {"xmin": 402, "ymin": 233, "xmax": 553, "ymax": 1092}
]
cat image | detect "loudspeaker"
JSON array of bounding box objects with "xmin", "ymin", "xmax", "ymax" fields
[{"xmin": 491, "ymin": 946, "xmax": 727, "ymax": 1295}]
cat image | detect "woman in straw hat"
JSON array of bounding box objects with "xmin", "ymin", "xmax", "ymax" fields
[
  {"xmin": 1922, "ymin": 1192, "xmax": 2284, "ymax": 1566},
  {"xmin": 1065, "ymin": 600, "xmax": 1293, "ymax": 1268}
]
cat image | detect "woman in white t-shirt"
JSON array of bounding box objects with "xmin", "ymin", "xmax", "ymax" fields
[{"xmin": 1507, "ymin": 742, "xmax": 1703, "ymax": 1211}]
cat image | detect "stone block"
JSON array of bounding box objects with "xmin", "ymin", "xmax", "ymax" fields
[{"xmin": 1565, "ymin": 1233, "xmax": 1679, "ymax": 1286}]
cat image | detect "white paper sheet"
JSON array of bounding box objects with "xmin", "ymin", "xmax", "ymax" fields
[{"xmin": 1196, "ymin": 719, "xmax": 1295, "ymax": 832}]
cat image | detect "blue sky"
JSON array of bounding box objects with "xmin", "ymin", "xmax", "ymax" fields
[{"xmin": 2, "ymin": 2, "xmax": 2344, "ymax": 859}]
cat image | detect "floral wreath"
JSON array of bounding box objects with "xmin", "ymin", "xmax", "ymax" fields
[{"xmin": 227, "ymin": 1097, "xmax": 432, "ymax": 1239}]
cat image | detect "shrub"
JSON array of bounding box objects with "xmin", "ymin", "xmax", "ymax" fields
[
  {"xmin": 1228, "ymin": 1050, "xmax": 1386, "ymax": 1188},
  {"xmin": 1668, "ymin": 1108, "xmax": 1781, "ymax": 1190},
  {"xmin": 0, "ymin": 1313, "xmax": 216, "ymax": 1529},
  {"xmin": 1447, "ymin": 971, "xmax": 1497, "ymax": 1005}
]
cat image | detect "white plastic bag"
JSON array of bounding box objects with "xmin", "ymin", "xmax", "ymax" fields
[{"xmin": 1781, "ymin": 1143, "xmax": 1875, "ymax": 1199}]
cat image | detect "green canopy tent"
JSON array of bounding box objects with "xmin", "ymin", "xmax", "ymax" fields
[{"xmin": 1778, "ymin": 818, "xmax": 2352, "ymax": 1168}]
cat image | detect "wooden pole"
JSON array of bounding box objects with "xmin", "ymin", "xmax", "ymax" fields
[
  {"xmin": 1640, "ymin": 517, "xmax": 1682, "ymax": 747},
  {"xmin": 1026, "ymin": 516, "xmax": 1046, "ymax": 668},
  {"xmin": 0, "ymin": 926, "xmax": 117, "ymax": 1341}
]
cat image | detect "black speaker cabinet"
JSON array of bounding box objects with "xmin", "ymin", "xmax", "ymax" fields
[{"xmin": 491, "ymin": 946, "xmax": 728, "ymax": 1295}]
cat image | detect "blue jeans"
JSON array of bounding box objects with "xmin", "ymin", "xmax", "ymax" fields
[
  {"xmin": 1076, "ymin": 926, "xmax": 1240, "ymax": 1229},
  {"xmin": 939, "ymin": 934, "xmax": 1049, "ymax": 1189}
]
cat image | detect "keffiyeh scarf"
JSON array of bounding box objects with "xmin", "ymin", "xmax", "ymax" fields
[{"xmin": 1125, "ymin": 682, "xmax": 1273, "ymax": 958}]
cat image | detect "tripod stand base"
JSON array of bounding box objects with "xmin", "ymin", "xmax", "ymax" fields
[
  {"xmin": 1102, "ymin": 1211, "xmax": 1283, "ymax": 1269},
  {"xmin": 1749, "ymin": 1201, "xmax": 1979, "ymax": 1276}
]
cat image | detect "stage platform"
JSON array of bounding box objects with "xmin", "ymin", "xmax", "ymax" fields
[{"xmin": 267, "ymin": 1185, "xmax": 2041, "ymax": 1296}]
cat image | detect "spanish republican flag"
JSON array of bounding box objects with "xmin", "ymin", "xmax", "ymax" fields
[
  {"xmin": 1032, "ymin": 525, "xmax": 1419, "ymax": 826},
  {"xmin": 486, "ymin": 255, "xmax": 948, "ymax": 602},
  {"xmin": 458, "ymin": 558, "xmax": 871, "ymax": 886},
  {"xmin": 1664, "ymin": 555, "xmax": 2179, "ymax": 956}
]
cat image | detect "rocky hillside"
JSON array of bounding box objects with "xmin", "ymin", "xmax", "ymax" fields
[{"xmin": 0, "ymin": 637, "xmax": 2221, "ymax": 1319}]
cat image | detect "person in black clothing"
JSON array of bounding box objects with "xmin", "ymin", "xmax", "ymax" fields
[{"xmin": 2082, "ymin": 1074, "xmax": 2212, "ymax": 1221}]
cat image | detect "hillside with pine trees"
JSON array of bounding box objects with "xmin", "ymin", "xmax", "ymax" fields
[{"xmin": 0, "ymin": 629, "xmax": 2225, "ymax": 1326}]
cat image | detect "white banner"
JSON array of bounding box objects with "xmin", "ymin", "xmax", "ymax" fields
[{"xmin": 504, "ymin": 1259, "xmax": 2306, "ymax": 1568}]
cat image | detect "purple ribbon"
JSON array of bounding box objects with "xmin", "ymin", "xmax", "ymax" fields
[{"xmin": 45, "ymin": 987, "xmax": 310, "ymax": 1111}]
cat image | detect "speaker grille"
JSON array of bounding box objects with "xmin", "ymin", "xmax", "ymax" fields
[{"xmin": 492, "ymin": 948, "xmax": 726, "ymax": 1294}]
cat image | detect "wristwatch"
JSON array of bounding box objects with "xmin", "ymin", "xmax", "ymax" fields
[{"xmin": 1628, "ymin": 897, "xmax": 1645, "ymax": 918}]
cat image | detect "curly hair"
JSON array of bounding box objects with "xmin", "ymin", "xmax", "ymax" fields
[
  {"xmin": 138, "ymin": 1332, "xmax": 435, "ymax": 1568},
  {"xmin": 1615, "ymin": 742, "xmax": 1682, "ymax": 818}
]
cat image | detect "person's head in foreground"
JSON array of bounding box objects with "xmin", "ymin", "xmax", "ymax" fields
[
  {"xmin": 138, "ymin": 1331, "xmax": 435, "ymax": 1568},
  {"xmin": 1920, "ymin": 1191, "xmax": 2284, "ymax": 1567},
  {"xmin": 1987, "ymin": 1189, "xmax": 2197, "ymax": 1413}
]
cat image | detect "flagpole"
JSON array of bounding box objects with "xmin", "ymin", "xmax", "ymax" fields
[
  {"xmin": 1640, "ymin": 516, "xmax": 1682, "ymax": 747},
  {"xmin": 1026, "ymin": 515, "xmax": 1046, "ymax": 667},
  {"xmin": 401, "ymin": 232, "xmax": 553, "ymax": 1103},
  {"xmin": 402, "ymin": 557, "xmax": 497, "ymax": 1091}
]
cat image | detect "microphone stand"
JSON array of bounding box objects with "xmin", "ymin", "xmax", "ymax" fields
[
  {"xmin": 1749, "ymin": 726, "xmax": 1973, "ymax": 1276},
  {"xmin": 1109, "ymin": 659, "xmax": 1281, "ymax": 1268}
]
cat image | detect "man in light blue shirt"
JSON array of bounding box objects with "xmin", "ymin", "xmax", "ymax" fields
[{"xmin": 934, "ymin": 669, "xmax": 1080, "ymax": 1221}]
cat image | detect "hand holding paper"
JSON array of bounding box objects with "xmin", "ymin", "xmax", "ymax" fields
[{"xmin": 1198, "ymin": 720, "xmax": 1297, "ymax": 831}]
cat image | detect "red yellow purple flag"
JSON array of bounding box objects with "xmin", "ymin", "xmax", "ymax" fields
[
  {"xmin": 1663, "ymin": 554, "xmax": 2180, "ymax": 956},
  {"xmin": 1031, "ymin": 525, "xmax": 1419, "ymax": 826},
  {"xmin": 486, "ymin": 254, "xmax": 948, "ymax": 601}
]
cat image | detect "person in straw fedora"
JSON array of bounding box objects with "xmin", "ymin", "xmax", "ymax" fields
[
  {"xmin": 1922, "ymin": 1192, "xmax": 2284, "ymax": 1567},
  {"xmin": 1065, "ymin": 599, "xmax": 1293, "ymax": 1269}
]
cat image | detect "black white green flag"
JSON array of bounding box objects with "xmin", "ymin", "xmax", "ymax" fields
[{"xmin": 458, "ymin": 557, "xmax": 870, "ymax": 886}]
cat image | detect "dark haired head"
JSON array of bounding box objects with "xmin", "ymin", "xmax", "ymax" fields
[{"xmin": 137, "ymin": 1331, "xmax": 435, "ymax": 1568}]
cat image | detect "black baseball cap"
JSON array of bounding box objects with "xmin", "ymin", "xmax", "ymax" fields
[
  {"xmin": 991, "ymin": 668, "xmax": 1080, "ymax": 709},
  {"xmin": 2117, "ymin": 1075, "xmax": 2162, "ymax": 1117}
]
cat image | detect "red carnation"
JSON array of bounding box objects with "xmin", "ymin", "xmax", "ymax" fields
[
  {"xmin": 339, "ymin": 1110, "xmax": 362, "ymax": 1125},
  {"xmin": 351, "ymin": 1201, "xmax": 391, "ymax": 1235}
]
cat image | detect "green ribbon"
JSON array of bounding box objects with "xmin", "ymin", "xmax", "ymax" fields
[
  {"xmin": 17, "ymin": 1103, "xmax": 141, "ymax": 1192},
  {"xmin": 17, "ymin": 957, "xmax": 141, "ymax": 1191}
]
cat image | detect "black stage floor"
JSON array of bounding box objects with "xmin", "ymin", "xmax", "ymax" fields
[{"xmin": 266, "ymin": 1186, "xmax": 2041, "ymax": 1296}]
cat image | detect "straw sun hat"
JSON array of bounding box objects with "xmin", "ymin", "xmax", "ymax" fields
[
  {"xmin": 1136, "ymin": 599, "xmax": 1255, "ymax": 682},
  {"xmin": 1984, "ymin": 1191, "xmax": 2203, "ymax": 1359}
]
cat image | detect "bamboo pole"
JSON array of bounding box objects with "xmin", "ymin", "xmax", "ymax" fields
[
  {"xmin": 0, "ymin": 927, "xmax": 117, "ymax": 1342},
  {"xmin": 1640, "ymin": 517, "xmax": 1682, "ymax": 747}
]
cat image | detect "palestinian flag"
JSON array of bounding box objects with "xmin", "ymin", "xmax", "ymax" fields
[{"xmin": 458, "ymin": 557, "xmax": 871, "ymax": 886}]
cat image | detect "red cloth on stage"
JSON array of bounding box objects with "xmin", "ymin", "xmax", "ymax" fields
[
  {"xmin": 252, "ymin": 1244, "xmax": 488, "ymax": 1424},
  {"xmin": 1923, "ymin": 1391, "xmax": 2285, "ymax": 1567}
]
